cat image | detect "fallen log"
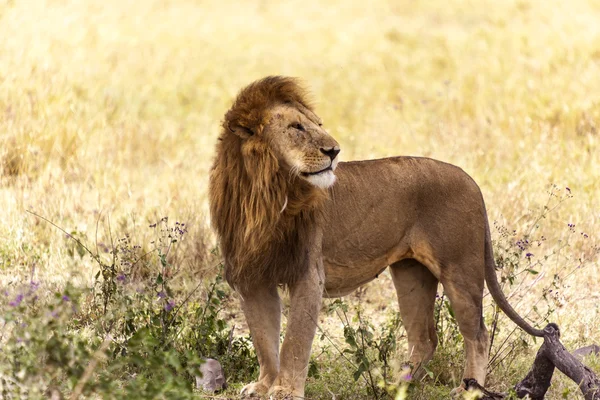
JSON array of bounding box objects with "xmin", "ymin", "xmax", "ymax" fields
[
  {"xmin": 464, "ymin": 323, "xmax": 600, "ymax": 400},
  {"xmin": 573, "ymin": 345, "xmax": 600, "ymax": 360}
]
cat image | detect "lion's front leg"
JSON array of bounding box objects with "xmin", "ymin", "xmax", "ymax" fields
[
  {"xmin": 239, "ymin": 284, "xmax": 282, "ymax": 398},
  {"xmin": 269, "ymin": 262, "xmax": 325, "ymax": 399}
]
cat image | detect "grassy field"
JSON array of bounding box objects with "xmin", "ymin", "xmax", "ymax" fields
[{"xmin": 1, "ymin": 0, "xmax": 599, "ymax": 398}]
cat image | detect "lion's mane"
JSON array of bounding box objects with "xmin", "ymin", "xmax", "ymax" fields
[{"xmin": 209, "ymin": 76, "xmax": 327, "ymax": 290}]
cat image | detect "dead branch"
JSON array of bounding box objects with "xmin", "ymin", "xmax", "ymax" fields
[{"xmin": 464, "ymin": 323, "xmax": 600, "ymax": 400}]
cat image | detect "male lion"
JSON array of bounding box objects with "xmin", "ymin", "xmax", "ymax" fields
[{"xmin": 209, "ymin": 76, "xmax": 543, "ymax": 398}]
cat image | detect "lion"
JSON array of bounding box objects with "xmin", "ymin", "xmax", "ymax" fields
[{"xmin": 208, "ymin": 76, "xmax": 544, "ymax": 399}]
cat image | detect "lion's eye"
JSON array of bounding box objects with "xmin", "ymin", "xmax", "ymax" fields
[{"xmin": 290, "ymin": 122, "xmax": 305, "ymax": 131}]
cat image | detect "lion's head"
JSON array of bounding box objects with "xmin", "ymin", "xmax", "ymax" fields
[
  {"xmin": 223, "ymin": 76, "xmax": 340, "ymax": 189},
  {"xmin": 209, "ymin": 76, "xmax": 340, "ymax": 289}
]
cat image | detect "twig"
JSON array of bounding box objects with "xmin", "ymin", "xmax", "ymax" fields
[
  {"xmin": 94, "ymin": 210, "xmax": 102, "ymax": 265},
  {"xmin": 26, "ymin": 210, "xmax": 98, "ymax": 262},
  {"xmin": 69, "ymin": 334, "xmax": 112, "ymax": 400},
  {"xmin": 309, "ymin": 314, "xmax": 357, "ymax": 371}
]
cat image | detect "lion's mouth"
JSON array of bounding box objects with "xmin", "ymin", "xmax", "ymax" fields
[{"xmin": 301, "ymin": 165, "xmax": 332, "ymax": 177}]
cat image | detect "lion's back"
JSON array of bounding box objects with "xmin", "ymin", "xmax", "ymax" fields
[
  {"xmin": 328, "ymin": 156, "xmax": 483, "ymax": 209},
  {"xmin": 322, "ymin": 156, "xmax": 486, "ymax": 251}
]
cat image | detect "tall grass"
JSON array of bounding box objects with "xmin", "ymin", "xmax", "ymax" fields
[{"xmin": 1, "ymin": 0, "xmax": 599, "ymax": 398}]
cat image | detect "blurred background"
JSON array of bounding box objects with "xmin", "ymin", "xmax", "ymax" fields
[
  {"xmin": 1, "ymin": 0, "xmax": 599, "ymax": 397},
  {"xmin": 3, "ymin": 0, "xmax": 599, "ymax": 288}
]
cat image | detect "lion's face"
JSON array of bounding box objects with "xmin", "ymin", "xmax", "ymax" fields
[{"xmin": 262, "ymin": 104, "xmax": 340, "ymax": 189}]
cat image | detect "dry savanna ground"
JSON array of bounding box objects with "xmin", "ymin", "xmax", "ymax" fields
[{"xmin": 1, "ymin": 0, "xmax": 599, "ymax": 398}]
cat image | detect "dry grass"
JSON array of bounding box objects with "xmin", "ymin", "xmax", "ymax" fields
[{"xmin": 1, "ymin": 0, "xmax": 599, "ymax": 398}]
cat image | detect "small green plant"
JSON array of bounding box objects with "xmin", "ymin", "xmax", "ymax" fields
[
  {"xmin": 322, "ymin": 298, "xmax": 403, "ymax": 399},
  {"xmin": 0, "ymin": 282, "xmax": 95, "ymax": 399}
]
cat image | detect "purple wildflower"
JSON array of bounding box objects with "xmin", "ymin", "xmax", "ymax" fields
[
  {"xmin": 525, "ymin": 253, "xmax": 534, "ymax": 259},
  {"xmin": 9, "ymin": 294, "xmax": 24, "ymax": 307},
  {"xmin": 516, "ymin": 239, "xmax": 528, "ymax": 251},
  {"xmin": 62, "ymin": 295, "xmax": 70, "ymax": 302},
  {"xmin": 157, "ymin": 291, "xmax": 167, "ymax": 299},
  {"xmin": 116, "ymin": 274, "xmax": 126, "ymax": 283},
  {"xmin": 165, "ymin": 300, "xmax": 176, "ymax": 312}
]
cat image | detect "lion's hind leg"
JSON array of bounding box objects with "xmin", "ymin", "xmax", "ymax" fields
[
  {"xmin": 390, "ymin": 259, "xmax": 439, "ymax": 381},
  {"xmin": 440, "ymin": 259, "xmax": 490, "ymax": 395}
]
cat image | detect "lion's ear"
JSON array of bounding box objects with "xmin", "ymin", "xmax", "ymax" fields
[{"xmin": 228, "ymin": 122, "xmax": 254, "ymax": 139}]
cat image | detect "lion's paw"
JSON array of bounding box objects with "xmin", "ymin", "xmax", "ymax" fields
[
  {"xmin": 240, "ymin": 381, "xmax": 270, "ymax": 398},
  {"xmin": 268, "ymin": 385, "xmax": 297, "ymax": 399},
  {"xmin": 449, "ymin": 384, "xmax": 466, "ymax": 397}
]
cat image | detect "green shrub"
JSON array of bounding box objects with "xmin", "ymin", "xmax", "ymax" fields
[{"xmin": 0, "ymin": 217, "xmax": 257, "ymax": 399}]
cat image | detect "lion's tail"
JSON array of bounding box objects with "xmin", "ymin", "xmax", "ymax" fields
[{"xmin": 483, "ymin": 207, "xmax": 545, "ymax": 337}]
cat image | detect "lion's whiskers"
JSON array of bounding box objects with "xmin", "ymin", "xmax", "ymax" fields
[{"xmin": 288, "ymin": 164, "xmax": 300, "ymax": 181}]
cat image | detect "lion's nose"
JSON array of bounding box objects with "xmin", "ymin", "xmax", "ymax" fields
[{"xmin": 320, "ymin": 146, "xmax": 340, "ymax": 161}]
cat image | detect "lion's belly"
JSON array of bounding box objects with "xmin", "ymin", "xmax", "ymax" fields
[
  {"xmin": 320, "ymin": 220, "xmax": 411, "ymax": 297},
  {"xmin": 321, "ymin": 255, "xmax": 397, "ymax": 298}
]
